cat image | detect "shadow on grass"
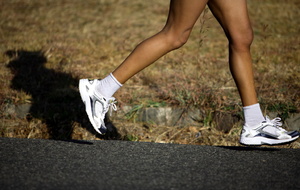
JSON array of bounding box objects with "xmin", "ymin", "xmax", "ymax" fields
[{"xmin": 5, "ymin": 50, "xmax": 121, "ymax": 140}]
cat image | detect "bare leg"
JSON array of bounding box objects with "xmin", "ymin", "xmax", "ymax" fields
[
  {"xmin": 208, "ymin": 0, "xmax": 257, "ymax": 106},
  {"xmin": 112, "ymin": 0, "xmax": 208, "ymax": 84}
]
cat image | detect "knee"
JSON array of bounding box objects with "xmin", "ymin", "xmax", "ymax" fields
[
  {"xmin": 162, "ymin": 27, "xmax": 192, "ymax": 50},
  {"xmin": 228, "ymin": 26, "xmax": 253, "ymax": 51}
]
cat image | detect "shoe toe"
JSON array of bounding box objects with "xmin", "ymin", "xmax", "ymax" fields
[
  {"xmin": 287, "ymin": 131, "xmax": 300, "ymax": 138},
  {"xmin": 99, "ymin": 125, "xmax": 107, "ymax": 134}
]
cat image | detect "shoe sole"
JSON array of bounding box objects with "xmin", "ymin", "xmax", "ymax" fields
[
  {"xmin": 240, "ymin": 135, "xmax": 299, "ymax": 146},
  {"xmin": 79, "ymin": 79, "xmax": 103, "ymax": 134}
]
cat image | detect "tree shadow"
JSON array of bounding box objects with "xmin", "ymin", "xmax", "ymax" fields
[{"xmin": 5, "ymin": 50, "xmax": 121, "ymax": 140}]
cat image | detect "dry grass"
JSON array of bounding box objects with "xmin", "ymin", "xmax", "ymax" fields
[{"xmin": 0, "ymin": 0, "xmax": 299, "ymax": 148}]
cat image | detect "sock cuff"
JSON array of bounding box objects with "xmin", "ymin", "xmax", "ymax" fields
[
  {"xmin": 110, "ymin": 73, "xmax": 122, "ymax": 87},
  {"xmin": 243, "ymin": 103, "xmax": 260, "ymax": 110},
  {"xmin": 243, "ymin": 103, "xmax": 265, "ymax": 127}
]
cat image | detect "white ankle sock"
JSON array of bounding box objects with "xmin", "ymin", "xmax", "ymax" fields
[
  {"xmin": 95, "ymin": 73, "xmax": 122, "ymax": 99},
  {"xmin": 243, "ymin": 103, "xmax": 265, "ymax": 127}
]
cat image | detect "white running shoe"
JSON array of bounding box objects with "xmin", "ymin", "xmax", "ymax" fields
[
  {"xmin": 240, "ymin": 116, "xmax": 299, "ymax": 146},
  {"xmin": 79, "ymin": 79, "xmax": 117, "ymax": 134}
]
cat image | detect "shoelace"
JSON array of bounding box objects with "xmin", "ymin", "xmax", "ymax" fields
[
  {"xmin": 107, "ymin": 98, "xmax": 117, "ymax": 116},
  {"xmin": 265, "ymin": 115, "xmax": 286, "ymax": 132}
]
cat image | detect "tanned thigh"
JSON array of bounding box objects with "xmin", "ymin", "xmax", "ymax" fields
[
  {"xmin": 163, "ymin": 0, "xmax": 209, "ymax": 36},
  {"xmin": 207, "ymin": 0, "xmax": 253, "ymax": 43}
]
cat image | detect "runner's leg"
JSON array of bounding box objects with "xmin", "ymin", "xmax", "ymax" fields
[
  {"xmin": 208, "ymin": 0, "xmax": 257, "ymax": 107},
  {"xmin": 112, "ymin": 0, "xmax": 209, "ymax": 84},
  {"xmin": 208, "ymin": 0, "xmax": 265, "ymax": 127}
]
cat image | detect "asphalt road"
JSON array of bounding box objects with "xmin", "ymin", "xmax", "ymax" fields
[{"xmin": 0, "ymin": 137, "xmax": 299, "ymax": 190}]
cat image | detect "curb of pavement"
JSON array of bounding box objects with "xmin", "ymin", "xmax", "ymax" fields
[{"xmin": 4, "ymin": 103, "xmax": 300, "ymax": 132}]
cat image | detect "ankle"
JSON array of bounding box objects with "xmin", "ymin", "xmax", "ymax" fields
[
  {"xmin": 95, "ymin": 73, "xmax": 122, "ymax": 99},
  {"xmin": 243, "ymin": 103, "xmax": 265, "ymax": 127}
]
